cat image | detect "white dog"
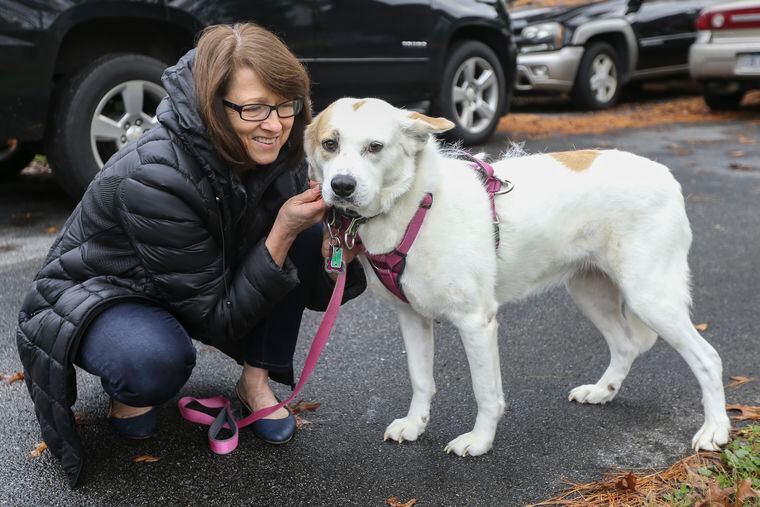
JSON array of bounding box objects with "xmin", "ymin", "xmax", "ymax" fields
[{"xmin": 305, "ymin": 97, "xmax": 730, "ymax": 457}]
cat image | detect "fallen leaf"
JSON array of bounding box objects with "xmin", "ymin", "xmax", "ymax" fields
[
  {"xmin": 726, "ymin": 376, "xmax": 756, "ymax": 389},
  {"xmin": 668, "ymin": 144, "xmax": 693, "ymax": 156},
  {"xmin": 29, "ymin": 442, "xmax": 48, "ymax": 458},
  {"xmin": 726, "ymin": 404, "xmax": 760, "ymax": 421},
  {"xmin": 1, "ymin": 371, "xmax": 24, "ymax": 385},
  {"xmin": 132, "ymin": 454, "xmax": 161, "ymax": 463},
  {"xmin": 738, "ymin": 135, "xmax": 758, "ymax": 145},
  {"xmin": 289, "ymin": 399, "xmax": 321, "ymax": 415},
  {"xmin": 385, "ymin": 496, "xmax": 417, "ymax": 507},
  {"xmin": 614, "ymin": 472, "xmax": 637, "ymax": 492},
  {"xmin": 694, "ymin": 323, "xmax": 709, "ymax": 332},
  {"xmin": 45, "ymin": 226, "xmax": 58, "ymax": 234},
  {"xmin": 728, "ymin": 162, "xmax": 752, "ymax": 171},
  {"xmin": 0, "ymin": 244, "xmax": 17, "ymax": 253},
  {"xmin": 735, "ymin": 478, "xmax": 760, "ymax": 503},
  {"xmin": 728, "ymin": 150, "xmax": 746, "ymax": 157},
  {"xmin": 294, "ymin": 415, "xmax": 312, "ymax": 430}
]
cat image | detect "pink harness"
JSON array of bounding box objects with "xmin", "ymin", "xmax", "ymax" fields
[{"xmin": 354, "ymin": 158, "xmax": 511, "ymax": 304}]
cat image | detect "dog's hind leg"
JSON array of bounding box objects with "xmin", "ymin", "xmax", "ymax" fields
[
  {"xmin": 384, "ymin": 306, "xmax": 436, "ymax": 444},
  {"xmin": 444, "ymin": 304, "xmax": 505, "ymax": 457},
  {"xmin": 616, "ymin": 235, "xmax": 730, "ymax": 451},
  {"xmin": 566, "ymin": 271, "xmax": 657, "ymax": 404}
]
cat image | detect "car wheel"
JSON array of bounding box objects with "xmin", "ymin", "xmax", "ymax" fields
[
  {"xmin": 703, "ymin": 90, "xmax": 745, "ymax": 111},
  {"xmin": 572, "ymin": 42, "xmax": 621, "ymax": 110},
  {"xmin": 436, "ymin": 41, "xmax": 506, "ymax": 146},
  {"xmin": 0, "ymin": 139, "xmax": 36, "ymax": 180},
  {"xmin": 46, "ymin": 53, "xmax": 167, "ymax": 200}
]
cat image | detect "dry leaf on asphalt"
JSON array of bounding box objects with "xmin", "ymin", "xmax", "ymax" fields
[
  {"xmin": 132, "ymin": 455, "xmax": 161, "ymax": 463},
  {"xmin": 294, "ymin": 415, "xmax": 312, "ymax": 430},
  {"xmin": 726, "ymin": 404, "xmax": 760, "ymax": 421},
  {"xmin": 694, "ymin": 323, "xmax": 709, "ymax": 332},
  {"xmin": 289, "ymin": 399, "xmax": 321, "ymax": 415},
  {"xmin": 1, "ymin": 371, "xmax": 24, "ymax": 385},
  {"xmin": 385, "ymin": 496, "xmax": 417, "ymax": 507},
  {"xmin": 45, "ymin": 226, "xmax": 58, "ymax": 234},
  {"xmin": 729, "ymin": 150, "xmax": 746, "ymax": 157},
  {"xmin": 726, "ymin": 375, "xmax": 756, "ymax": 389},
  {"xmin": 29, "ymin": 442, "xmax": 48, "ymax": 458},
  {"xmin": 738, "ymin": 135, "xmax": 758, "ymax": 145},
  {"xmin": 728, "ymin": 162, "xmax": 753, "ymax": 171}
]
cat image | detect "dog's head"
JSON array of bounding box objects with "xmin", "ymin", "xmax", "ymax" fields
[{"xmin": 305, "ymin": 98, "xmax": 454, "ymax": 217}]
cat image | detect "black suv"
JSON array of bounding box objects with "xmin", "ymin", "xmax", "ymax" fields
[
  {"xmin": 0, "ymin": 0, "xmax": 516, "ymax": 199},
  {"xmin": 510, "ymin": 0, "xmax": 722, "ymax": 109}
]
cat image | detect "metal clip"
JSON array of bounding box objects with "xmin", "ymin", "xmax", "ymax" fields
[{"xmin": 494, "ymin": 178, "xmax": 514, "ymax": 195}]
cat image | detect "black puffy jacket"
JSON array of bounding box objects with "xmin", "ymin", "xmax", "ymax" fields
[{"xmin": 16, "ymin": 50, "xmax": 366, "ymax": 487}]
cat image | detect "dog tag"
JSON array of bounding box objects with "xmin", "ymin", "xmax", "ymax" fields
[{"xmin": 325, "ymin": 245, "xmax": 344, "ymax": 273}]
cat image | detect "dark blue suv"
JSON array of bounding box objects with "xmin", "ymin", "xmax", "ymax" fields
[{"xmin": 0, "ymin": 0, "xmax": 516, "ymax": 199}]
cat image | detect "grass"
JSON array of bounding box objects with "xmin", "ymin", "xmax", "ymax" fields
[{"xmin": 531, "ymin": 424, "xmax": 760, "ymax": 506}]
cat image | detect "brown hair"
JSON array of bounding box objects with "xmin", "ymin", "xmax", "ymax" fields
[{"xmin": 193, "ymin": 23, "xmax": 312, "ymax": 170}]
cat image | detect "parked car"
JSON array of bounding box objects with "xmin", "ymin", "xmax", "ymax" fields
[
  {"xmin": 690, "ymin": 0, "xmax": 760, "ymax": 110},
  {"xmin": 0, "ymin": 0, "xmax": 517, "ymax": 199},
  {"xmin": 510, "ymin": 0, "xmax": 723, "ymax": 109}
]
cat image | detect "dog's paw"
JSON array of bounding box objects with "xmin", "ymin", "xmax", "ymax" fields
[
  {"xmin": 383, "ymin": 416, "xmax": 427, "ymax": 444},
  {"xmin": 568, "ymin": 383, "xmax": 618, "ymax": 405},
  {"xmin": 692, "ymin": 419, "xmax": 731, "ymax": 451},
  {"xmin": 443, "ymin": 432, "xmax": 493, "ymax": 457}
]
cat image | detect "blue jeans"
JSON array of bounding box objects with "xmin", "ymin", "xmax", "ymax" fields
[{"xmin": 74, "ymin": 225, "xmax": 325, "ymax": 407}]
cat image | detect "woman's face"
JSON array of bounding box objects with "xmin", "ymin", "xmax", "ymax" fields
[{"xmin": 224, "ymin": 66, "xmax": 294, "ymax": 166}]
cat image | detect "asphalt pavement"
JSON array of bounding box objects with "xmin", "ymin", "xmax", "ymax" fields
[{"xmin": 1, "ymin": 120, "xmax": 759, "ymax": 506}]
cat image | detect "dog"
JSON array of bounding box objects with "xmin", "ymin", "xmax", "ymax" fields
[{"xmin": 304, "ymin": 97, "xmax": 730, "ymax": 457}]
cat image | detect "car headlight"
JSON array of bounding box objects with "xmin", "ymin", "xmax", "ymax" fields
[{"xmin": 520, "ymin": 22, "xmax": 565, "ymax": 53}]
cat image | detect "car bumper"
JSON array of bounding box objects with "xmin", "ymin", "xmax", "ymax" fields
[
  {"xmin": 515, "ymin": 46, "xmax": 584, "ymax": 92},
  {"xmin": 690, "ymin": 36, "xmax": 760, "ymax": 81}
]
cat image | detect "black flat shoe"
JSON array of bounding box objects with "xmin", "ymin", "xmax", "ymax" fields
[
  {"xmin": 108, "ymin": 402, "xmax": 157, "ymax": 440},
  {"xmin": 235, "ymin": 386, "xmax": 296, "ymax": 445}
]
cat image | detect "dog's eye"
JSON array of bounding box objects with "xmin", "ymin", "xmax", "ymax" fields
[
  {"xmin": 322, "ymin": 139, "xmax": 338, "ymax": 152},
  {"xmin": 367, "ymin": 141, "xmax": 384, "ymax": 154}
]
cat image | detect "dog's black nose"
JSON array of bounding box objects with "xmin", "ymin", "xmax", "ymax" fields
[{"xmin": 331, "ymin": 175, "xmax": 356, "ymax": 197}]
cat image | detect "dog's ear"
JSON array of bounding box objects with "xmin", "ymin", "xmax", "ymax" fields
[{"xmin": 401, "ymin": 112, "xmax": 455, "ymax": 147}]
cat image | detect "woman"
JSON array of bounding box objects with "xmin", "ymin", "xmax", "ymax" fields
[{"xmin": 16, "ymin": 23, "xmax": 365, "ymax": 487}]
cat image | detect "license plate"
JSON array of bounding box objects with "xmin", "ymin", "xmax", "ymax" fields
[{"xmin": 736, "ymin": 53, "xmax": 760, "ymax": 74}]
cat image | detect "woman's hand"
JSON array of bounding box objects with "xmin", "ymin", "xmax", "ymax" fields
[{"xmin": 266, "ymin": 186, "xmax": 326, "ymax": 266}]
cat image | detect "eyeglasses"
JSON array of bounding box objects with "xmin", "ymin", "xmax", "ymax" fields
[{"xmin": 222, "ymin": 98, "xmax": 303, "ymax": 122}]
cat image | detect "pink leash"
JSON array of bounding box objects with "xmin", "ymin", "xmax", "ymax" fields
[{"xmin": 178, "ymin": 269, "xmax": 347, "ymax": 454}]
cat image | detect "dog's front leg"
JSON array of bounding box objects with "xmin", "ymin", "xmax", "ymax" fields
[
  {"xmin": 384, "ymin": 306, "xmax": 435, "ymax": 444},
  {"xmin": 445, "ymin": 308, "xmax": 505, "ymax": 457}
]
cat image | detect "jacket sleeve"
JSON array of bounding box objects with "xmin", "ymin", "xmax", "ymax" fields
[{"xmin": 115, "ymin": 166, "xmax": 299, "ymax": 341}]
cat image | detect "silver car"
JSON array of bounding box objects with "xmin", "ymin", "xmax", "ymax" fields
[{"xmin": 690, "ymin": 1, "xmax": 760, "ymax": 109}]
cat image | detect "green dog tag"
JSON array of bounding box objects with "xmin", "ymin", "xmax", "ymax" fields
[{"xmin": 330, "ymin": 245, "xmax": 344, "ymax": 270}]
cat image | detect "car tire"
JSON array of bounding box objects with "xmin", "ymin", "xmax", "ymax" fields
[
  {"xmin": 0, "ymin": 140, "xmax": 36, "ymax": 180},
  {"xmin": 46, "ymin": 53, "xmax": 167, "ymax": 200},
  {"xmin": 436, "ymin": 41, "xmax": 506, "ymax": 146},
  {"xmin": 703, "ymin": 90, "xmax": 745, "ymax": 111},
  {"xmin": 572, "ymin": 42, "xmax": 621, "ymax": 110}
]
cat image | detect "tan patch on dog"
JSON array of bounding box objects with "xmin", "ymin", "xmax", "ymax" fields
[
  {"xmin": 305, "ymin": 103, "xmax": 337, "ymax": 153},
  {"xmin": 550, "ymin": 150, "xmax": 601, "ymax": 172},
  {"xmin": 352, "ymin": 99, "xmax": 367, "ymax": 111},
  {"xmin": 407, "ymin": 112, "xmax": 455, "ymax": 132}
]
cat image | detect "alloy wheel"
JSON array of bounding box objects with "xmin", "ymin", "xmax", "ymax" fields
[
  {"xmin": 589, "ymin": 54, "xmax": 618, "ymax": 104},
  {"xmin": 451, "ymin": 56, "xmax": 499, "ymax": 134},
  {"xmin": 89, "ymin": 80, "xmax": 167, "ymax": 168}
]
